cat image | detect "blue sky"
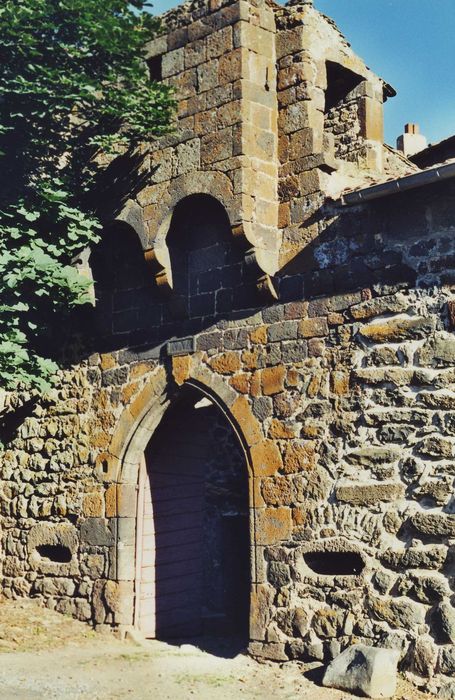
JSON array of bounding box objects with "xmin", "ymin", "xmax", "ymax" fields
[{"xmin": 150, "ymin": 0, "xmax": 455, "ymax": 147}]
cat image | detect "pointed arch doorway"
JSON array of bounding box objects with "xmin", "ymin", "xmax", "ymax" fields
[{"xmin": 135, "ymin": 385, "xmax": 250, "ymax": 645}]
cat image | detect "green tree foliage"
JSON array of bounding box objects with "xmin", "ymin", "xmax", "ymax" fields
[{"xmin": 0, "ymin": 0, "xmax": 174, "ymax": 390}]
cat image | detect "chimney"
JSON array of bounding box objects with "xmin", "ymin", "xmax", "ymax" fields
[{"xmin": 397, "ymin": 123, "xmax": 427, "ymax": 157}]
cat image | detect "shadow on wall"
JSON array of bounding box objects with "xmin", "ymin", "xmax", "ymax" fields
[{"xmin": 82, "ymin": 193, "xmax": 258, "ymax": 358}]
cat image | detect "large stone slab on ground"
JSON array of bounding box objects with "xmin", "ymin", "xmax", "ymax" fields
[{"xmin": 322, "ymin": 644, "xmax": 399, "ymax": 699}]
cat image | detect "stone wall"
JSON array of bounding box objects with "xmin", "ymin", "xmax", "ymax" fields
[{"xmin": 0, "ymin": 0, "xmax": 454, "ymax": 696}]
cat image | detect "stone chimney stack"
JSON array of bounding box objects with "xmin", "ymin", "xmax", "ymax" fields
[{"xmin": 397, "ymin": 123, "xmax": 427, "ymax": 157}]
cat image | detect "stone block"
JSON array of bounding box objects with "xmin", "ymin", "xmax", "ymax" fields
[
  {"xmin": 172, "ymin": 354, "xmax": 192, "ymax": 386},
  {"xmin": 255, "ymin": 507, "xmax": 292, "ymax": 545},
  {"xmin": 312, "ymin": 608, "xmax": 345, "ymax": 639},
  {"xmin": 207, "ymin": 25, "xmax": 233, "ymax": 59},
  {"xmin": 367, "ymin": 596, "xmax": 425, "ymax": 630},
  {"xmin": 267, "ymin": 321, "xmax": 298, "ymax": 343},
  {"xmin": 275, "ymin": 28, "xmax": 303, "ymax": 59},
  {"xmin": 249, "ymin": 583, "xmax": 274, "ymax": 639},
  {"xmin": 217, "ymin": 99, "xmax": 242, "ymax": 128},
  {"xmin": 117, "ymin": 517, "xmax": 136, "ymax": 547},
  {"xmin": 184, "ymin": 39, "xmax": 206, "ymax": 68},
  {"xmin": 209, "ymin": 351, "xmax": 241, "ymax": 374},
  {"xmin": 335, "ymin": 482, "xmax": 405, "ymax": 505},
  {"xmin": 350, "ymin": 293, "xmax": 409, "ymax": 320},
  {"xmin": 218, "ymin": 47, "xmax": 243, "ymax": 85},
  {"xmin": 268, "ymin": 561, "xmax": 291, "ymax": 588},
  {"xmin": 359, "ymin": 96, "xmax": 384, "ymax": 143},
  {"xmin": 172, "ymin": 68, "xmax": 198, "ymax": 100},
  {"xmin": 359, "ymin": 316, "xmax": 434, "ymax": 343},
  {"xmin": 411, "ymin": 512, "xmax": 455, "ymax": 538},
  {"xmin": 380, "ymin": 545, "xmax": 447, "ymax": 572},
  {"xmin": 323, "ymin": 644, "xmax": 399, "ymax": 699},
  {"xmin": 282, "ymin": 441, "xmax": 316, "ymax": 474},
  {"xmin": 268, "ymin": 419, "xmax": 298, "ymax": 439},
  {"xmin": 201, "ymin": 128, "xmax": 233, "ymax": 164},
  {"xmin": 250, "ymin": 440, "xmax": 282, "ymax": 476},
  {"xmin": 116, "ymin": 545, "xmax": 136, "ymax": 581},
  {"xmin": 117, "ymin": 485, "xmax": 137, "ymax": 518},
  {"xmin": 261, "ymin": 366, "xmax": 286, "ymax": 395},
  {"xmin": 432, "ymin": 602, "xmax": 455, "ymax": 644},
  {"xmin": 161, "ymin": 48, "xmax": 185, "ymax": 78},
  {"xmin": 249, "ymin": 641, "xmax": 288, "ymax": 662},
  {"xmin": 104, "ymin": 580, "xmax": 134, "ymax": 625},
  {"xmin": 172, "ymin": 139, "xmax": 200, "ymax": 176},
  {"xmin": 298, "ymin": 317, "xmax": 328, "ymax": 338},
  {"xmin": 439, "ymin": 646, "xmax": 455, "ymax": 675},
  {"xmin": 231, "ymin": 395, "xmax": 262, "ymax": 446},
  {"xmin": 261, "ymin": 477, "xmax": 293, "ymax": 506},
  {"xmin": 83, "ymin": 492, "xmax": 104, "ymax": 518},
  {"xmin": 80, "ymin": 518, "xmax": 115, "ymax": 547},
  {"xmin": 281, "ymin": 340, "xmax": 308, "ymax": 364}
]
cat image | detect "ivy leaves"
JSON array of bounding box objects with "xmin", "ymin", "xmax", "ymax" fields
[{"xmin": 0, "ymin": 0, "xmax": 174, "ymax": 390}]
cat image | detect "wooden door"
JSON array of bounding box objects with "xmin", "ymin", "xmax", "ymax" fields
[
  {"xmin": 135, "ymin": 393, "xmax": 249, "ymax": 641},
  {"xmin": 136, "ymin": 417, "xmax": 207, "ymax": 638}
]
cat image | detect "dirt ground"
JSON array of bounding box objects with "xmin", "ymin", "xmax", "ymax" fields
[{"xmin": 0, "ymin": 599, "xmax": 436, "ymax": 700}]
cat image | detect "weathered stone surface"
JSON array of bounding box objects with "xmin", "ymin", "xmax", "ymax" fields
[
  {"xmin": 250, "ymin": 440, "xmax": 283, "ymax": 476},
  {"xmin": 312, "ymin": 608, "xmax": 345, "ymax": 638},
  {"xmin": 256, "ymin": 507, "xmax": 292, "ymax": 545},
  {"xmin": 433, "ymin": 603, "xmax": 455, "ymax": 644},
  {"xmin": 380, "ymin": 545, "xmax": 447, "ymax": 572},
  {"xmin": 367, "ymin": 596, "xmax": 425, "ymax": 630},
  {"xmin": 438, "ymin": 682, "xmax": 455, "ymax": 700},
  {"xmin": 80, "ymin": 518, "xmax": 115, "ymax": 547},
  {"xmin": 261, "ymin": 366, "xmax": 286, "ymax": 396},
  {"xmin": 345, "ymin": 447, "xmax": 400, "ymax": 467},
  {"xmin": 249, "ymin": 641, "xmax": 288, "ymax": 662},
  {"xmin": 287, "ymin": 639, "xmax": 324, "ymax": 662},
  {"xmin": 359, "ymin": 317, "xmax": 434, "ymax": 343},
  {"xmin": 250, "ymin": 584, "xmax": 274, "ymax": 641},
  {"xmin": 292, "ymin": 607, "xmax": 310, "ymax": 637},
  {"xmin": 209, "ymin": 351, "xmax": 241, "ymax": 375},
  {"xmin": 298, "ymin": 317, "xmax": 328, "ymax": 338},
  {"xmin": 350, "ymin": 293, "xmax": 409, "ymax": 320},
  {"xmin": 268, "ymin": 561, "xmax": 291, "ymax": 588},
  {"xmin": 412, "ymin": 635, "xmax": 438, "ymax": 678},
  {"xmin": 261, "ymin": 477, "xmax": 293, "ymax": 506},
  {"xmin": 335, "ymin": 482, "xmax": 405, "ymax": 505},
  {"xmin": 417, "ymin": 335, "xmax": 455, "ymax": 367},
  {"xmin": 282, "ymin": 441, "xmax": 316, "ymax": 474},
  {"xmin": 418, "ymin": 391, "xmax": 455, "ymax": 410},
  {"xmin": 411, "ymin": 512, "xmax": 455, "ymax": 538},
  {"xmin": 439, "ymin": 646, "xmax": 455, "ymax": 675},
  {"xmin": 398, "ymin": 572, "xmax": 451, "ymax": 604},
  {"xmin": 418, "ymin": 436, "xmax": 453, "ymax": 458},
  {"xmin": 372, "ymin": 569, "xmax": 396, "ymax": 595},
  {"xmin": 323, "ymin": 644, "xmax": 399, "ymax": 699}
]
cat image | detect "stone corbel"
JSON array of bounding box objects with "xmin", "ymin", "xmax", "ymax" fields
[
  {"xmin": 232, "ymin": 222, "xmax": 279, "ymax": 302},
  {"xmin": 143, "ymin": 248, "xmax": 172, "ymax": 298},
  {"xmin": 244, "ymin": 247, "xmax": 279, "ymax": 302}
]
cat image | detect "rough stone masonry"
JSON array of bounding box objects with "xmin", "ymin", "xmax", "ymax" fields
[{"xmin": 1, "ymin": 0, "xmax": 454, "ymax": 695}]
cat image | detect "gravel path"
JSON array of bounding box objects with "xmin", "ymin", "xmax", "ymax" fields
[{"xmin": 0, "ymin": 599, "xmax": 435, "ymax": 700}]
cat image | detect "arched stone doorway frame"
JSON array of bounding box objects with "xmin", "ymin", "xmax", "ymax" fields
[{"xmin": 101, "ymin": 360, "xmax": 266, "ymax": 636}]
